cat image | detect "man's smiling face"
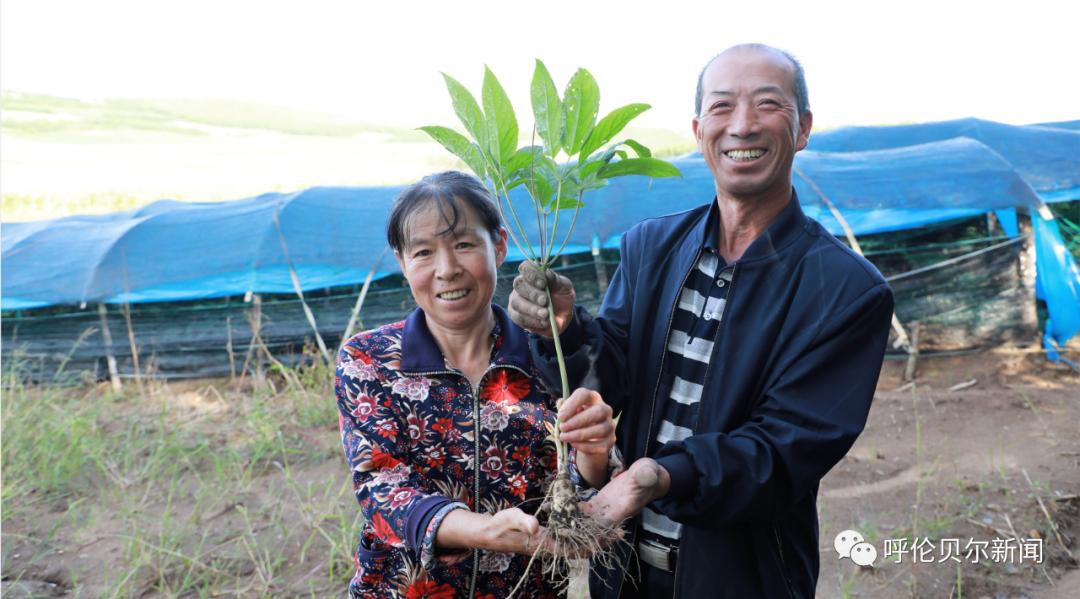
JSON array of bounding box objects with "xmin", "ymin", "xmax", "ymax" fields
[{"xmin": 693, "ymin": 46, "xmax": 812, "ymax": 202}]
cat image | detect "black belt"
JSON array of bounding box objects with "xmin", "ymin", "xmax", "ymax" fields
[{"xmin": 638, "ymin": 534, "xmax": 679, "ymax": 572}]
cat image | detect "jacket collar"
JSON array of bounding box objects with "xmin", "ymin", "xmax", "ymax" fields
[
  {"xmin": 691, "ymin": 188, "xmax": 809, "ymax": 263},
  {"xmin": 400, "ymin": 304, "xmax": 530, "ymax": 373}
]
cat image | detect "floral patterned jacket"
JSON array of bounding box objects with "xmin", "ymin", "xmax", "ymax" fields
[{"xmin": 336, "ymin": 305, "xmax": 565, "ymax": 599}]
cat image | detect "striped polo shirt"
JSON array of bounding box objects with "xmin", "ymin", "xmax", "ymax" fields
[{"xmin": 642, "ymin": 232, "xmax": 733, "ymax": 545}]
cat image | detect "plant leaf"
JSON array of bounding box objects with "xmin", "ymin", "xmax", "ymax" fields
[
  {"xmin": 579, "ymin": 103, "xmax": 650, "ymax": 159},
  {"xmin": 533, "ymin": 175, "xmax": 554, "ymax": 211},
  {"xmin": 623, "ymin": 138, "xmax": 651, "ymax": 158},
  {"xmin": 531, "ymin": 60, "xmax": 563, "ymax": 157},
  {"xmin": 418, "ymin": 126, "xmax": 486, "ymax": 179},
  {"xmin": 482, "ymin": 66, "xmax": 518, "ymax": 165},
  {"xmin": 578, "ymin": 157, "xmax": 606, "ymax": 181},
  {"xmin": 597, "ymin": 157, "xmax": 682, "ymax": 179},
  {"xmin": 561, "ymin": 68, "xmax": 600, "ymax": 157},
  {"xmin": 506, "ymin": 145, "xmax": 544, "ymax": 176},
  {"xmin": 441, "ymin": 73, "xmax": 489, "ymax": 159},
  {"xmin": 548, "ymin": 196, "xmax": 584, "ymax": 212},
  {"xmin": 504, "ymin": 176, "xmax": 528, "ymax": 191}
]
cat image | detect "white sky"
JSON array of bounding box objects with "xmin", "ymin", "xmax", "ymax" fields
[{"xmin": 2, "ymin": 0, "xmax": 1078, "ymax": 132}]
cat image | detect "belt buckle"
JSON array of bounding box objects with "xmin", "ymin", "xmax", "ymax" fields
[{"xmin": 638, "ymin": 538, "xmax": 675, "ymax": 572}]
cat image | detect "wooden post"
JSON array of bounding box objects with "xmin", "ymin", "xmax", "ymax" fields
[
  {"xmin": 245, "ymin": 293, "xmax": 265, "ymax": 384},
  {"xmin": 225, "ymin": 315, "xmax": 236, "ymax": 380},
  {"xmin": 1016, "ymin": 208, "xmax": 1040, "ymax": 344},
  {"xmin": 121, "ymin": 302, "xmax": 145, "ymax": 396},
  {"xmin": 904, "ymin": 321, "xmax": 921, "ymax": 382},
  {"xmin": 97, "ymin": 304, "xmax": 122, "ymax": 394},
  {"xmin": 342, "ymin": 268, "xmax": 377, "ymax": 346},
  {"xmin": 342, "ymin": 249, "xmax": 388, "ymax": 346}
]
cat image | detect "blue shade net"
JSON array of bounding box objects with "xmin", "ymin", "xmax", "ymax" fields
[{"xmin": 3, "ymin": 119, "xmax": 1078, "ymax": 378}]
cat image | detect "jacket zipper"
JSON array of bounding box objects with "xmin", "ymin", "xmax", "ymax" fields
[
  {"xmin": 643, "ymin": 248, "xmax": 703, "ymax": 462},
  {"xmin": 468, "ymin": 363, "xmax": 531, "ymax": 598},
  {"xmin": 668, "ymin": 262, "xmax": 736, "ymax": 599},
  {"xmin": 407, "ymin": 364, "xmax": 531, "ymax": 598},
  {"xmin": 772, "ymin": 525, "xmax": 796, "ymax": 599},
  {"xmin": 635, "ymin": 248, "xmax": 700, "ymax": 599},
  {"xmin": 470, "ymin": 375, "xmax": 482, "ymax": 599}
]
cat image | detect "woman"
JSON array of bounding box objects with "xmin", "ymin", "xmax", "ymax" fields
[{"xmin": 335, "ymin": 171, "xmax": 615, "ymax": 598}]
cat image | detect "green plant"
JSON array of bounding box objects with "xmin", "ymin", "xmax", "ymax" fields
[
  {"xmin": 421, "ymin": 60, "xmax": 680, "ymax": 590},
  {"xmin": 421, "ymin": 60, "xmax": 678, "ymax": 464}
]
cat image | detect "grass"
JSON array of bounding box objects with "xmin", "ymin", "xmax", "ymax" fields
[
  {"xmin": 0, "ymin": 354, "xmax": 361, "ymax": 597},
  {"xmin": 1, "ymin": 192, "xmax": 148, "ymax": 220}
]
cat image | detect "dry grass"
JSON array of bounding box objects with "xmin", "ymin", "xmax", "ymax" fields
[{"xmin": 1, "ymin": 355, "xmax": 363, "ymax": 597}]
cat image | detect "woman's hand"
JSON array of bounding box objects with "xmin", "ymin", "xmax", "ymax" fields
[
  {"xmin": 558, "ymin": 388, "xmax": 616, "ymax": 488},
  {"xmin": 436, "ymin": 508, "xmax": 545, "ymax": 556}
]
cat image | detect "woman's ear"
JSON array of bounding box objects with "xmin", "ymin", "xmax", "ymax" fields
[
  {"xmin": 394, "ymin": 249, "xmax": 407, "ymax": 277},
  {"xmin": 494, "ymin": 228, "xmax": 509, "ymax": 267}
]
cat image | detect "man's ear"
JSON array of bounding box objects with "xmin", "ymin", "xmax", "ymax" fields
[
  {"xmin": 692, "ymin": 117, "xmax": 703, "ymax": 151},
  {"xmin": 394, "ymin": 249, "xmax": 406, "ymax": 273},
  {"xmin": 795, "ymin": 110, "xmax": 813, "ymax": 151}
]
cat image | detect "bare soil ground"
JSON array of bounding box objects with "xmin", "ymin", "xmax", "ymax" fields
[
  {"xmin": 2, "ymin": 348, "xmax": 1077, "ymax": 598},
  {"xmin": 817, "ymin": 349, "xmax": 1080, "ymax": 599}
]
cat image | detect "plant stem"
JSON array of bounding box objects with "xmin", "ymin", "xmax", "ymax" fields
[
  {"xmin": 488, "ymin": 176, "xmax": 535, "ymax": 263},
  {"xmin": 551, "ymin": 193, "xmax": 585, "ymax": 260},
  {"xmin": 545, "ymin": 177, "xmax": 565, "ymax": 266},
  {"xmin": 529, "ymin": 125, "xmax": 547, "ymax": 261},
  {"xmin": 545, "ymin": 284, "xmax": 571, "ymax": 473}
]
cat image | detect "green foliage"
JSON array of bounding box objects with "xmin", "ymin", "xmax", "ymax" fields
[
  {"xmin": 561, "ymin": 69, "xmax": 600, "ymax": 156},
  {"xmin": 531, "ymin": 61, "xmax": 563, "ymax": 157},
  {"xmin": 483, "ymin": 66, "xmax": 519, "ymax": 164},
  {"xmin": 579, "ymin": 103, "xmax": 649, "ymax": 160},
  {"xmin": 421, "ymin": 60, "xmax": 681, "ymax": 269}
]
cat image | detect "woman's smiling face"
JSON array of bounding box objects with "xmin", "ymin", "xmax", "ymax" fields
[{"xmin": 395, "ymin": 199, "xmax": 507, "ymax": 333}]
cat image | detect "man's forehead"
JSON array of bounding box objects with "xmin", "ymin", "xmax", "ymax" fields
[{"xmin": 703, "ymin": 46, "xmax": 797, "ymax": 88}]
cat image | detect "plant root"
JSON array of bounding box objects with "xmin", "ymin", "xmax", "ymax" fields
[{"xmin": 507, "ymin": 476, "xmax": 626, "ymax": 598}]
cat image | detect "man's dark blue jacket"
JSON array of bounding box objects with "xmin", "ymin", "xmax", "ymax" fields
[{"xmin": 531, "ymin": 194, "xmax": 894, "ymax": 598}]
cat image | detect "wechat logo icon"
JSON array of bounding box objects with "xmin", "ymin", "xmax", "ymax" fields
[{"xmin": 834, "ymin": 529, "xmax": 877, "ymax": 567}]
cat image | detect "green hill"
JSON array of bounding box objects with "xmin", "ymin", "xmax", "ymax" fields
[{"xmin": 1, "ymin": 91, "xmax": 427, "ymax": 141}]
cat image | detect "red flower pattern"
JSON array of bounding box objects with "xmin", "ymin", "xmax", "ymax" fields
[
  {"xmin": 371, "ymin": 512, "xmax": 402, "ymax": 545},
  {"xmin": 404, "ymin": 579, "xmax": 456, "ymax": 599},
  {"xmin": 431, "ymin": 417, "xmax": 454, "ymax": 435},
  {"xmin": 387, "ymin": 487, "xmax": 418, "ymax": 510},
  {"xmin": 350, "ymin": 392, "xmax": 377, "ymax": 422},
  {"xmin": 480, "ymin": 446, "xmax": 508, "ymax": 478},
  {"xmin": 369, "ymin": 446, "xmax": 402, "ymax": 469},
  {"xmin": 480, "ymin": 369, "xmax": 531, "ymax": 406},
  {"xmin": 507, "ymin": 473, "xmax": 527, "ymax": 500},
  {"xmin": 336, "ymin": 317, "xmax": 563, "ymax": 598},
  {"xmin": 423, "ymin": 446, "xmax": 446, "ymax": 469},
  {"xmin": 406, "ymin": 413, "xmax": 428, "ymax": 445}
]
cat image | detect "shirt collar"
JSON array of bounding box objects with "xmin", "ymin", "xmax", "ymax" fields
[
  {"xmin": 400, "ymin": 304, "xmax": 530, "ymax": 373},
  {"xmin": 693, "ymin": 188, "xmax": 808, "ymax": 262}
]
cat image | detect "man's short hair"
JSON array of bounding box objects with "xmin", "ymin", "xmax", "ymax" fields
[{"xmin": 694, "ymin": 44, "xmax": 810, "ymax": 117}]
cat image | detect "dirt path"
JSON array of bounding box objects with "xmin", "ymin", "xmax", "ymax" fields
[{"xmin": 817, "ymin": 349, "xmax": 1079, "ymax": 598}]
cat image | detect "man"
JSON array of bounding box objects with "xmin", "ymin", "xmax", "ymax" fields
[{"xmin": 510, "ymin": 44, "xmax": 894, "ymax": 597}]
